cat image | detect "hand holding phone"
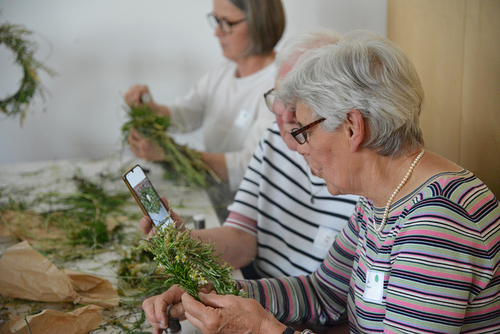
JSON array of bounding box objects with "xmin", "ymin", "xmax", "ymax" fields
[{"xmin": 123, "ymin": 165, "xmax": 174, "ymax": 228}]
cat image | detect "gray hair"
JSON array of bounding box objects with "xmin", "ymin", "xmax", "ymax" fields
[
  {"xmin": 229, "ymin": 0, "xmax": 285, "ymax": 56},
  {"xmin": 275, "ymin": 29, "xmax": 342, "ymax": 72},
  {"xmin": 277, "ymin": 30, "xmax": 425, "ymax": 157}
]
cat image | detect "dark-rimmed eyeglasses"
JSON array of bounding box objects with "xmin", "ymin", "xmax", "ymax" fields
[
  {"xmin": 263, "ymin": 88, "xmax": 275, "ymax": 112},
  {"xmin": 290, "ymin": 118, "xmax": 326, "ymax": 144},
  {"xmin": 206, "ymin": 13, "xmax": 246, "ymax": 34}
]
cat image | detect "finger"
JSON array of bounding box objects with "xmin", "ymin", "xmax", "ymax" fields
[
  {"xmin": 129, "ymin": 128, "xmax": 143, "ymax": 140},
  {"xmin": 181, "ymin": 292, "xmax": 210, "ymax": 331},
  {"xmin": 160, "ymin": 196, "xmax": 171, "ymax": 210},
  {"xmin": 198, "ymin": 291, "xmax": 241, "ymax": 309},
  {"xmin": 139, "ymin": 216, "xmax": 153, "ymax": 235},
  {"xmin": 153, "ymin": 293, "xmax": 170, "ymax": 329},
  {"xmin": 142, "ymin": 296, "xmax": 164, "ymax": 329},
  {"xmin": 153, "ymin": 287, "xmax": 185, "ymax": 329}
]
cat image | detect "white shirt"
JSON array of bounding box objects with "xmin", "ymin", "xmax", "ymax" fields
[{"xmin": 167, "ymin": 59, "xmax": 276, "ymax": 191}]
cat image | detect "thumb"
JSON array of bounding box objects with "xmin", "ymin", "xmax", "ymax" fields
[{"xmin": 198, "ymin": 291, "xmax": 229, "ymax": 308}]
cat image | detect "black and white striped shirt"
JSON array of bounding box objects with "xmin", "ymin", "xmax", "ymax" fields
[{"xmin": 226, "ymin": 123, "xmax": 359, "ymax": 278}]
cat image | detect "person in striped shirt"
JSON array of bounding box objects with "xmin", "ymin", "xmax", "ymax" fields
[
  {"xmin": 139, "ymin": 30, "xmax": 358, "ymax": 280},
  {"xmin": 142, "ymin": 30, "xmax": 500, "ymax": 334}
]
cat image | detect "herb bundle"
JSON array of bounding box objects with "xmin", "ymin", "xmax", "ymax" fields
[
  {"xmin": 139, "ymin": 222, "xmax": 244, "ymax": 300},
  {"xmin": 122, "ymin": 104, "xmax": 220, "ymax": 188}
]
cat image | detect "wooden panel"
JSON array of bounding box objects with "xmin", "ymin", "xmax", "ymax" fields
[
  {"xmin": 387, "ymin": 0, "xmax": 466, "ymax": 164},
  {"xmin": 461, "ymin": 1, "xmax": 500, "ymax": 196}
]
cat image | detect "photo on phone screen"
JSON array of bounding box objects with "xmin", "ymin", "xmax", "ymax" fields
[{"xmin": 123, "ymin": 165, "xmax": 174, "ymax": 227}]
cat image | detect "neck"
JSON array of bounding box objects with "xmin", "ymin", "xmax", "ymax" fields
[
  {"xmin": 234, "ymin": 51, "xmax": 275, "ymax": 77},
  {"xmin": 363, "ymin": 149, "xmax": 425, "ymax": 208}
]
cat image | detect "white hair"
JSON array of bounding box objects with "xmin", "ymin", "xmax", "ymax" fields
[
  {"xmin": 277, "ymin": 30, "xmax": 425, "ymax": 157},
  {"xmin": 275, "ymin": 29, "xmax": 342, "ymax": 75}
]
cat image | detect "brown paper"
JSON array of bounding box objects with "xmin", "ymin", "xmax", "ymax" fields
[
  {"xmin": 0, "ymin": 241, "xmax": 77, "ymax": 302},
  {"xmin": 62, "ymin": 269, "xmax": 119, "ymax": 308},
  {"xmin": 0, "ymin": 241, "xmax": 119, "ymax": 308},
  {"xmin": 0, "ymin": 304, "xmax": 102, "ymax": 334}
]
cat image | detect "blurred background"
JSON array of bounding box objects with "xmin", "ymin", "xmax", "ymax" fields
[{"xmin": 0, "ymin": 0, "xmax": 387, "ymax": 164}]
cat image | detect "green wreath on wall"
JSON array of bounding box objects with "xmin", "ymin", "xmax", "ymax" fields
[
  {"xmin": 0, "ymin": 22, "xmax": 55, "ymax": 123},
  {"xmin": 140, "ymin": 186, "xmax": 161, "ymax": 214}
]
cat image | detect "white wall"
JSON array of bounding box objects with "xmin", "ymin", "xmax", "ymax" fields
[{"xmin": 0, "ymin": 0, "xmax": 387, "ymax": 165}]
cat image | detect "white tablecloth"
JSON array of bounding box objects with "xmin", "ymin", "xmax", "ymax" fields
[{"xmin": 0, "ymin": 154, "xmax": 234, "ymax": 333}]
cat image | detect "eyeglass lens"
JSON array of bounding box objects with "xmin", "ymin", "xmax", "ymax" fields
[
  {"xmin": 264, "ymin": 89, "xmax": 275, "ymax": 112},
  {"xmin": 207, "ymin": 13, "xmax": 243, "ymax": 34},
  {"xmin": 291, "ymin": 118, "xmax": 325, "ymax": 144}
]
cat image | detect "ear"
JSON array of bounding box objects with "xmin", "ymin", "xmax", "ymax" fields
[{"xmin": 344, "ymin": 109, "xmax": 365, "ymax": 153}]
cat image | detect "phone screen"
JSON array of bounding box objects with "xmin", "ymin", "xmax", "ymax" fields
[{"xmin": 123, "ymin": 165, "xmax": 174, "ymax": 227}]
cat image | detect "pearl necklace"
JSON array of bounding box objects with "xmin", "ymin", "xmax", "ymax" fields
[{"xmin": 374, "ymin": 149, "xmax": 425, "ymax": 233}]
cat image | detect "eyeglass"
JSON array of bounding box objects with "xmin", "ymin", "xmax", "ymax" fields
[
  {"xmin": 263, "ymin": 88, "xmax": 275, "ymax": 112},
  {"xmin": 290, "ymin": 118, "xmax": 326, "ymax": 144},
  {"xmin": 206, "ymin": 13, "xmax": 246, "ymax": 34}
]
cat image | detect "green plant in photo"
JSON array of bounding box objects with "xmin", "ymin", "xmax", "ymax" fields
[{"xmin": 140, "ymin": 186, "xmax": 161, "ymax": 214}]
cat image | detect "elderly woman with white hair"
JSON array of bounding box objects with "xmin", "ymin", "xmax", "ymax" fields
[{"xmin": 142, "ymin": 30, "xmax": 500, "ymax": 334}]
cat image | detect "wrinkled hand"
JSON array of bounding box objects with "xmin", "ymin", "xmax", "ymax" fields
[
  {"xmin": 142, "ymin": 285, "xmax": 187, "ymax": 334},
  {"xmin": 182, "ymin": 291, "xmax": 286, "ymax": 334},
  {"xmin": 125, "ymin": 84, "xmax": 151, "ymax": 107},
  {"xmin": 128, "ymin": 128, "xmax": 166, "ymax": 161},
  {"xmin": 140, "ymin": 197, "xmax": 184, "ymax": 237}
]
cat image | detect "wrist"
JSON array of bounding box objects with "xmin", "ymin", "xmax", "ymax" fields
[{"xmin": 283, "ymin": 327, "xmax": 297, "ymax": 334}]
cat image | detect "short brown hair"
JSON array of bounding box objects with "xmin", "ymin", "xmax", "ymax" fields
[{"xmin": 229, "ymin": 0, "xmax": 286, "ymax": 55}]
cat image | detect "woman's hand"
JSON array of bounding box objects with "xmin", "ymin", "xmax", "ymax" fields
[
  {"xmin": 124, "ymin": 84, "xmax": 170, "ymax": 116},
  {"xmin": 128, "ymin": 128, "xmax": 166, "ymax": 161},
  {"xmin": 125, "ymin": 84, "xmax": 151, "ymax": 107},
  {"xmin": 140, "ymin": 197, "xmax": 185, "ymax": 237},
  {"xmin": 182, "ymin": 291, "xmax": 288, "ymax": 334},
  {"xmin": 142, "ymin": 285, "xmax": 187, "ymax": 334}
]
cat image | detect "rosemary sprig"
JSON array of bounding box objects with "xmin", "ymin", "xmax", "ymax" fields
[
  {"xmin": 121, "ymin": 104, "xmax": 221, "ymax": 188},
  {"xmin": 138, "ymin": 223, "xmax": 244, "ymax": 300}
]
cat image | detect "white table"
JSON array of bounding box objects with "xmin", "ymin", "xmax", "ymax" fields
[{"xmin": 0, "ymin": 154, "xmax": 240, "ymax": 333}]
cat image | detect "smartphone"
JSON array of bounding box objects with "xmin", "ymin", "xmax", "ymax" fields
[{"xmin": 122, "ymin": 164, "xmax": 175, "ymax": 228}]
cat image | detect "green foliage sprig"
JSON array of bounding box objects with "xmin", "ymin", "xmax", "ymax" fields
[
  {"xmin": 122, "ymin": 104, "xmax": 221, "ymax": 188},
  {"xmin": 0, "ymin": 22, "xmax": 56, "ymax": 123},
  {"xmin": 139, "ymin": 222, "xmax": 244, "ymax": 300}
]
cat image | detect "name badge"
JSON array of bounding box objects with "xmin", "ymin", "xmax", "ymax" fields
[
  {"xmin": 234, "ymin": 109, "xmax": 251, "ymax": 128},
  {"xmin": 313, "ymin": 226, "xmax": 336, "ymax": 252},
  {"xmin": 363, "ymin": 270, "xmax": 384, "ymax": 304}
]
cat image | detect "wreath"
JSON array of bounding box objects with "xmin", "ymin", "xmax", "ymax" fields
[
  {"xmin": 140, "ymin": 186, "xmax": 161, "ymax": 214},
  {"xmin": 0, "ymin": 22, "xmax": 55, "ymax": 123}
]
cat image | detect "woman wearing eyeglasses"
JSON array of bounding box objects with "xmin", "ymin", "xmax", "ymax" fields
[
  {"xmin": 124, "ymin": 0, "xmax": 285, "ymax": 208},
  {"xmin": 142, "ymin": 31, "xmax": 500, "ymax": 334}
]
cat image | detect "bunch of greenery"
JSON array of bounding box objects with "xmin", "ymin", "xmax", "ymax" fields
[
  {"xmin": 0, "ymin": 175, "xmax": 131, "ymax": 256},
  {"xmin": 139, "ymin": 222, "xmax": 244, "ymax": 300},
  {"xmin": 122, "ymin": 104, "xmax": 220, "ymax": 188},
  {"xmin": 46, "ymin": 176, "xmax": 130, "ymax": 248},
  {"xmin": 0, "ymin": 22, "xmax": 56, "ymax": 123}
]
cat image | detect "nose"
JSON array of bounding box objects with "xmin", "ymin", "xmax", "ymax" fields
[
  {"xmin": 296, "ymin": 140, "xmax": 309, "ymax": 156},
  {"xmin": 282, "ymin": 109, "xmax": 296, "ymax": 123},
  {"xmin": 215, "ymin": 23, "xmax": 225, "ymax": 37}
]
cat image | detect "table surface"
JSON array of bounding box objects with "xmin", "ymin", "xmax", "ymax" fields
[{"xmin": 0, "ymin": 153, "xmax": 239, "ymax": 333}]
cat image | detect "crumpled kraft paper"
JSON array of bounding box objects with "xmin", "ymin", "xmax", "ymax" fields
[
  {"xmin": 0, "ymin": 241, "xmax": 119, "ymax": 308},
  {"xmin": 0, "ymin": 304, "xmax": 102, "ymax": 334}
]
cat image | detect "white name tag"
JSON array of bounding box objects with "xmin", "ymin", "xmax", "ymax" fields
[
  {"xmin": 363, "ymin": 270, "xmax": 384, "ymax": 304},
  {"xmin": 313, "ymin": 226, "xmax": 336, "ymax": 252},
  {"xmin": 234, "ymin": 109, "xmax": 251, "ymax": 128}
]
